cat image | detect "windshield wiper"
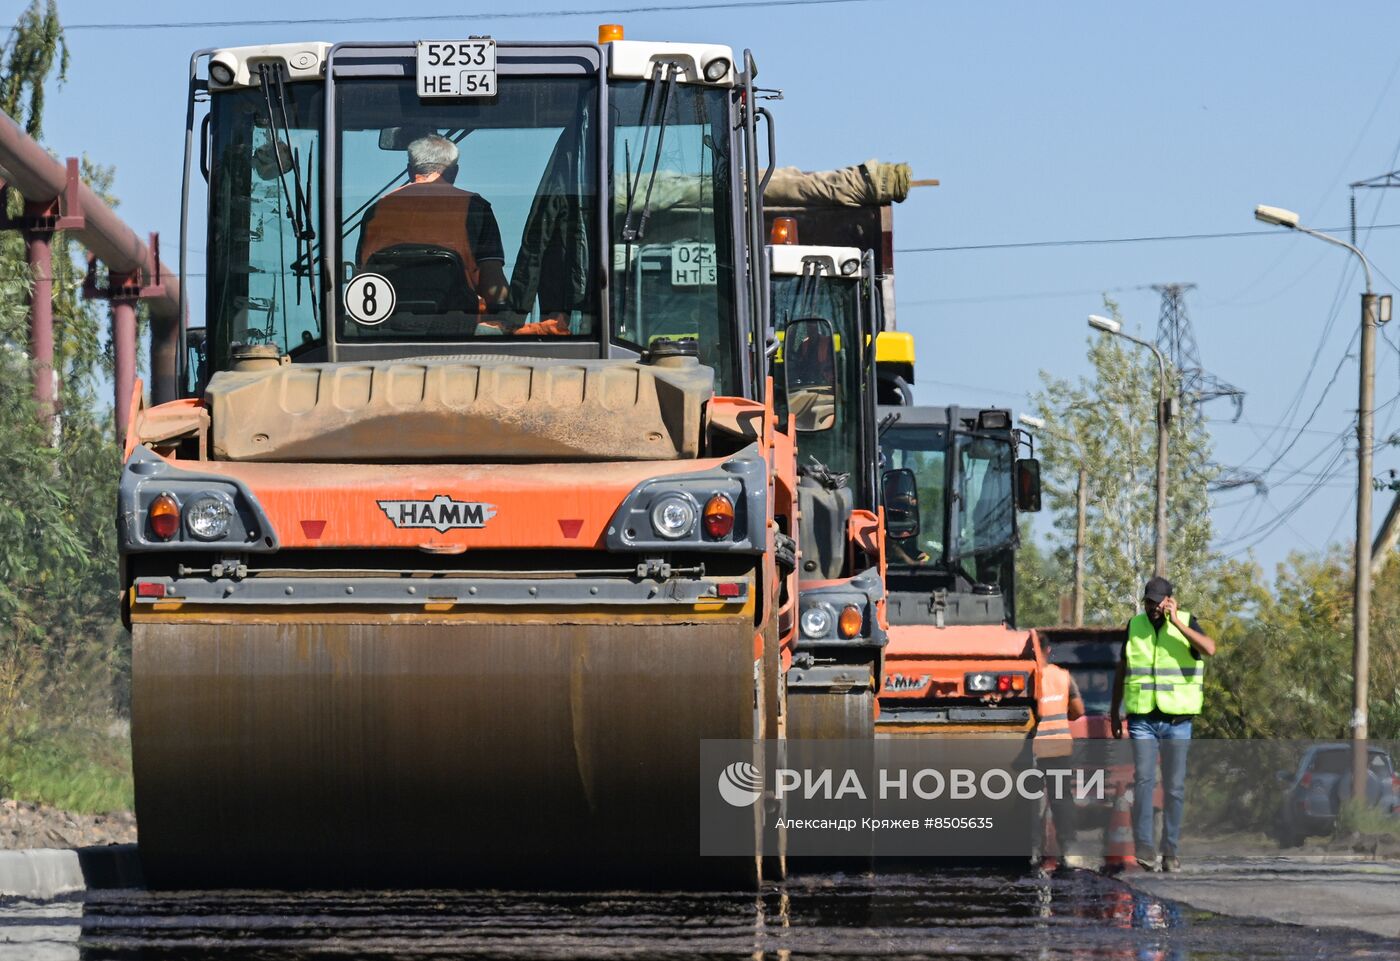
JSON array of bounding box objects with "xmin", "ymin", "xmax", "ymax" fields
[
  {"xmin": 257, "ymin": 63, "xmax": 316, "ymax": 316},
  {"xmin": 619, "ymin": 61, "xmax": 678, "ymax": 243}
]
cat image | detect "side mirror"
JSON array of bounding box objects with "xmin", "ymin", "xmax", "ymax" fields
[
  {"xmin": 882, "ymin": 468, "xmax": 920, "ymax": 539},
  {"xmin": 783, "ymin": 317, "xmax": 837, "ymax": 433},
  {"xmin": 1015, "ymin": 458, "xmax": 1042, "ymax": 512}
]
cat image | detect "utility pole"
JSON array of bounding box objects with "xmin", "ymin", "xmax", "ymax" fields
[
  {"xmin": 1072, "ymin": 467, "xmax": 1087, "ymax": 626},
  {"xmin": 1355, "ymin": 290, "xmax": 1379, "ymax": 802},
  {"xmin": 1370, "ymin": 482, "xmax": 1400, "ymax": 578},
  {"xmin": 1154, "ymin": 382, "xmax": 1170, "ymax": 579},
  {"xmin": 1254, "ymin": 205, "xmax": 1391, "ymax": 804}
]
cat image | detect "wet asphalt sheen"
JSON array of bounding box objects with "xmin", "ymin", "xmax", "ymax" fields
[{"xmin": 2, "ymin": 869, "xmax": 1397, "ymax": 961}]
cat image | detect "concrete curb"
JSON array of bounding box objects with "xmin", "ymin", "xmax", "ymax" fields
[{"xmin": 0, "ymin": 845, "xmax": 142, "ymax": 899}]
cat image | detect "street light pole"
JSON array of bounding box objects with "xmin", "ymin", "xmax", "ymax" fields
[
  {"xmin": 1255, "ymin": 204, "xmax": 1388, "ymax": 804},
  {"xmin": 1088, "ymin": 315, "xmax": 1170, "ymax": 577}
]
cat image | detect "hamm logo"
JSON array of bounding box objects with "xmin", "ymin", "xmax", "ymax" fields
[{"xmin": 378, "ymin": 494, "xmax": 497, "ymax": 533}]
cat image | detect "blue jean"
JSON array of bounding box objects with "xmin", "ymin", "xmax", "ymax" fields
[{"xmin": 1128, "ymin": 713, "xmax": 1193, "ymax": 855}]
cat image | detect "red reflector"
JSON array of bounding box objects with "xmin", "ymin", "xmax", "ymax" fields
[
  {"xmin": 558, "ymin": 519, "xmax": 584, "ymax": 538},
  {"xmin": 715, "ymin": 582, "xmax": 743, "ymax": 598},
  {"xmin": 136, "ymin": 582, "xmax": 166, "ymax": 598},
  {"xmin": 997, "ymin": 674, "xmax": 1012, "ymax": 693},
  {"xmin": 300, "ymin": 519, "xmax": 326, "ymax": 539}
]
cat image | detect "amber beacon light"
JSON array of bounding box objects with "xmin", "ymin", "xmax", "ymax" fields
[{"xmin": 769, "ymin": 216, "xmax": 798, "ymax": 245}]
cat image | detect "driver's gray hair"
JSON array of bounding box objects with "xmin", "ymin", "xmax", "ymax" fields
[{"xmin": 407, "ymin": 134, "xmax": 458, "ymax": 175}]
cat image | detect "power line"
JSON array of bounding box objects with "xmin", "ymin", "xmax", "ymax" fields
[
  {"xmin": 1207, "ymin": 418, "xmax": 1343, "ymax": 437},
  {"xmin": 920, "ymin": 379, "xmax": 1027, "ymax": 401},
  {"xmin": 896, "ymin": 223, "xmax": 1400, "ymax": 254},
  {"xmin": 63, "ymin": 0, "xmax": 886, "ymax": 31}
]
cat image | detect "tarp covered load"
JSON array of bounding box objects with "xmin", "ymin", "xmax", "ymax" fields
[
  {"xmin": 630, "ymin": 160, "xmax": 913, "ymax": 214},
  {"xmin": 763, "ymin": 159, "xmax": 912, "ymax": 208}
]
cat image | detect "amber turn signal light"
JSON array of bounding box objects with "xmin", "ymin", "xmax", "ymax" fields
[
  {"xmin": 837, "ymin": 604, "xmax": 862, "ymax": 639},
  {"xmin": 148, "ymin": 492, "xmax": 181, "ymax": 541},
  {"xmin": 703, "ymin": 493, "xmax": 735, "ymax": 538},
  {"xmin": 769, "ymin": 216, "xmax": 798, "ymax": 245}
]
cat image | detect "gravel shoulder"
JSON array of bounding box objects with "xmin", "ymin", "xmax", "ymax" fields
[{"xmin": 0, "ymin": 799, "xmax": 136, "ymax": 851}]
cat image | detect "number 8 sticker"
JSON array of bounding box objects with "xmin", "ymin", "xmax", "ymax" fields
[{"xmin": 345, "ymin": 272, "xmax": 396, "ymax": 325}]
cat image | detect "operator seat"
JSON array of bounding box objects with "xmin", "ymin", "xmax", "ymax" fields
[{"xmin": 362, "ymin": 243, "xmax": 478, "ymax": 317}]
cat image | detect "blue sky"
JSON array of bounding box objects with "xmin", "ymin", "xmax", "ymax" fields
[{"xmin": 31, "ymin": 0, "xmax": 1400, "ymax": 573}]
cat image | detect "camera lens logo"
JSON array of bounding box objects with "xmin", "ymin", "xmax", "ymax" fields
[{"xmin": 717, "ymin": 760, "xmax": 764, "ymax": 807}]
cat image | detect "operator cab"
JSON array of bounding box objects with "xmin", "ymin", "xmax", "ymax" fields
[
  {"xmin": 186, "ymin": 32, "xmax": 760, "ymax": 401},
  {"xmin": 878, "ymin": 405, "xmax": 1040, "ymax": 627},
  {"xmin": 769, "ymin": 229, "xmax": 879, "ymax": 581}
]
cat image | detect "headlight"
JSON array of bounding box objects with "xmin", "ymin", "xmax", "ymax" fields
[
  {"xmin": 800, "ymin": 606, "xmax": 833, "ymax": 639},
  {"xmin": 840, "ymin": 258, "xmax": 859, "ymax": 276},
  {"xmin": 703, "ymin": 56, "xmax": 731, "ymax": 83},
  {"xmin": 208, "ymin": 58, "xmax": 236, "ymax": 86},
  {"xmin": 649, "ymin": 493, "xmax": 697, "ymax": 539},
  {"xmin": 185, "ymin": 493, "xmax": 234, "ymax": 541},
  {"xmin": 966, "ymin": 672, "xmax": 995, "ymax": 693}
]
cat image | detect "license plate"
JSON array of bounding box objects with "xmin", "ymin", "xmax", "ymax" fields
[
  {"xmin": 671, "ymin": 242, "xmax": 717, "ymax": 286},
  {"xmin": 416, "ymin": 40, "xmax": 497, "ymax": 98}
]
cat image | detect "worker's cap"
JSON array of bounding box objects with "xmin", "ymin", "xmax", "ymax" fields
[{"xmin": 1143, "ymin": 576, "xmax": 1173, "ymax": 602}]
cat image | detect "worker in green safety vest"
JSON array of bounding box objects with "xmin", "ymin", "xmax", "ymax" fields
[{"xmin": 1111, "ymin": 576, "xmax": 1217, "ymax": 873}]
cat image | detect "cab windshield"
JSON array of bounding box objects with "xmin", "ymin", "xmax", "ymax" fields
[
  {"xmin": 953, "ymin": 432, "xmax": 1015, "ymax": 562},
  {"xmin": 610, "ymin": 79, "xmax": 738, "ymax": 394},
  {"xmin": 207, "ymin": 75, "xmax": 599, "ymax": 365},
  {"xmin": 336, "ymin": 77, "xmax": 597, "ymax": 342},
  {"xmin": 881, "ymin": 425, "xmax": 947, "ymax": 567},
  {"xmin": 773, "ymin": 271, "xmax": 864, "ymax": 496}
]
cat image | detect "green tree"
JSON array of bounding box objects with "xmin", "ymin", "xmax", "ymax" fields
[
  {"xmin": 1014, "ymin": 519, "xmax": 1068, "ymax": 628},
  {"xmin": 1026, "ymin": 302, "xmax": 1268, "ymax": 736},
  {"xmin": 0, "ymin": 0, "xmax": 130, "ymax": 811},
  {"xmin": 0, "ymin": 0, "xmax": 66, "ymax": 138},
  {"xmin": 1030, "ymin": 302, "xmax": 1221, "ymax": 621}
]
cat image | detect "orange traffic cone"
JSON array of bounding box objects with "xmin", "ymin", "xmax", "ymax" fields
[{"xmin": 1103, "ymin": 786, "xmax": 1136, "ymax": 874}]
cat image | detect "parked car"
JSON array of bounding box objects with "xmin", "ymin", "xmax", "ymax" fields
[{"xmin": 1274, "ymin": 744, "xmax": 1400, "ymax": 847}]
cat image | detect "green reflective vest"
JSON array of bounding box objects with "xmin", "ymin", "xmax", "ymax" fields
[{"xmin": 1123, "ymin": 610, "xmax": 1204, "ymax": 715}]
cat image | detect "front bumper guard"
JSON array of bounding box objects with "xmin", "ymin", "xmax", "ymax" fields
[{"xmin": 132, "ymin": 572, "xmax": 751, "ymax": 608}]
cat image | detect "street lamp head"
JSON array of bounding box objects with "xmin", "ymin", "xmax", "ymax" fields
[
  {"xmin": 1087, "ymin": 314, "xmax": 1122, "ymax": 335},
  {"xmin": 1255, "ymin": 204, "xmax": 1300, "ymax": 228}
]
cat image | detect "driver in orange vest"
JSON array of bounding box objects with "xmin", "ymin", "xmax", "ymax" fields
[
  {"xmin": 357, "ymin": 134, "xmax": 510, "ymax": 310},
  {"xmin": 357, "ymin": 134, "xmax": 572, "ymax": 336}
]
